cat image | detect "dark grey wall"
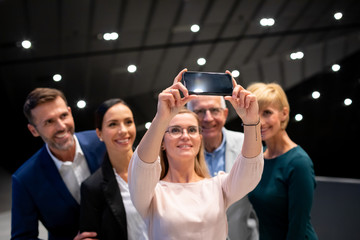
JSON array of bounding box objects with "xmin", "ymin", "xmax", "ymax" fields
[{"xmin": 311, "ymin": 177, "xmax": 360, "ymax": 240}]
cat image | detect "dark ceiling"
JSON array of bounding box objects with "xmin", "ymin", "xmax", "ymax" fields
[{"xmin": 1, "ymin": 0, "xmax": 360, "ymax": 177}]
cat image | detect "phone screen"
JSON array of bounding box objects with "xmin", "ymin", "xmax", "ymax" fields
[{"xmin": 182, "ymin": 71, "xmax": 233, "ymax": 96}]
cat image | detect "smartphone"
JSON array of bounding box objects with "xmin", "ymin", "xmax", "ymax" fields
[{"xmin": 182, "ymin": 71, "xmax": 233, "ymax": 96}]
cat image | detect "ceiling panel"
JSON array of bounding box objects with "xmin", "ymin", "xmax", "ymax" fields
[{"xmin": 1, "ymin": 0, "xmax": 359, "ymax": 175}]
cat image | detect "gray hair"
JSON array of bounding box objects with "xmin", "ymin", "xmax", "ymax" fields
[{"xmin": 187, "ymin": 96, "xmax": 226, "ymax": 111}]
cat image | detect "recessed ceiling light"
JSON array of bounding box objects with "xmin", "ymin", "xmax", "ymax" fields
[
  {"xmin": 295, "ymin": 114, "xmax": 303, "ymax": 122},
  {"xmin": 21, "ymin": 40, "xmax": 31, "ymax": 49},
  {"xmin": 260, "ymin": 18, "xmax": 275, "ymax": 26},
  {"xmin": 312, "ymin": 91, "xmax": 320, "ymax": 99},
  {"xmin": 127, "ymin": 65, "xmax": 137, "ymax": 73},
  {"xmin": 231, "ymin": 70, "xmax": 240, "ymax": 77},
  {"xmin": 103, "ymin": 32, "xmax": 119, "ymax": 41},
  {"xmin": 334, "ymin": 12, "xmax": 343, "ymax": 20},
  {"xmin": 290, "ymin": 51, "xmax": 304, "ymax": 60},
  {"xmin": 53, "ymin": 74, "xmax": 62, "ymax": 82},
  {"xmin": 77, "ymin": 100, "xmax": 86, "ymax": 109},
  {"xmin": 331, "ymin": 64, "xmax": 340, "ymax": 72},
  {"xmin": 145, "ymin": 122, "xmax": 151, "ymax": 129},
  {"xmin": 190, "ymin": 24, "xmax": 200, "ymax": 33},
  {"xmin": 197, "ymin": 58, "xmax": 206, "ymax": 66},
  {"xmin": 344, "ymin": 98, "xmax": 352, "ymax": 106}
]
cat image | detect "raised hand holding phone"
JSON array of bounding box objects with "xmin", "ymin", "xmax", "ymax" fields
[
  {"xmin": 182, "ymin": 71, "xmax": 233, "ymax": 96},
  {"xmin": 157, "ymin": 68, "xmax": 197, "ymax": 119},
  {"xmin": 224, "ymin": 70, "xmax": 259, "ymax": 125},
  {"xmin": 224, "ymin": 70, "xmax": 261, "ymax": 158},
  {"xmin": 137, "ymin": 68, "xmax": 197, "ymax": 163}
]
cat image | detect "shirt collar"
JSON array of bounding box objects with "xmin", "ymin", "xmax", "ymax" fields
[
  {"xmin": 46, "ymin": 134, "xmax": 84, "ymax": 170},
  {"xmin": 204, "ymin": 128, "xmax": 226, "ymax": 155}
]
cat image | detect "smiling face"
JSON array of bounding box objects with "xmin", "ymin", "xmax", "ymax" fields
[
  {"xmin": 259, "ymin": 104, "xmax": 287, "ymax": 141},
  {"xmin": 97, "ymin": 103, "xmax": 136, "ymax": 155},
  {"xmin": 190, "ymin": 96, "xmax": 228, "ymax": 141},
  {"xmin": 27, "ymin": 96, "xmax": 75, "ymax": 153},
  {"xmin": 247, "ymin": 82, "xmax": 290, "ymax": 136},
  {"xmin": 162, "ymin": 113, "xmax": 202, "ymax": 162}
]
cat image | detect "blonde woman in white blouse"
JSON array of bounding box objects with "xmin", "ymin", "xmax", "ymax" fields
[{"xmin": 128, "ymin": 68, "xmax": 264, "ymax": 240}]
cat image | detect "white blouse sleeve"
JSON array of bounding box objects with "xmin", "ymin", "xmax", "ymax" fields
[
  {"xmin": 221, "ymin": 152, "xmax": 264, "ymax": 208},
  {"xmin": 128, "ymin": 148, "xmax": 161, "ymax": 219}
]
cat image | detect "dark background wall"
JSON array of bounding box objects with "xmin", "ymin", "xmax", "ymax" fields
[
  {"xmin": 2, "ymin": 50, "xmax": 360, "ymax": 179},
  {"xmin": 227, "ymin": 50, "xmax": 360, "ymax": 179},
  {"xmin": 311, "ymin": 177, "xmax": 360, "ymax": 240}
]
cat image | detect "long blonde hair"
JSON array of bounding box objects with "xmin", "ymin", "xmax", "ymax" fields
[{"xmin": 159, "ymin": 108, "xmax": 211, "ymax": 179}]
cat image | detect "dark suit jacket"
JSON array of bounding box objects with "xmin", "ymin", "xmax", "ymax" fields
[
  {"xmin": 11, "ymin": 130, "xmax": 106, "ymax": 240},
  {"xmin": 79, "ymin": 153, "xmax": 128, "ymax": 240}
]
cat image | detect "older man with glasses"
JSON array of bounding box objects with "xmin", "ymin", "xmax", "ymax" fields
[{"xmin": 187, "ymin": 95, "xmax": 259, "ymax": 240}]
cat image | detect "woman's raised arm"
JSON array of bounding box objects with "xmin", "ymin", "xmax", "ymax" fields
[{"xmin": 137, "ymin": 68, "xmax": 197, "ymax": 163}]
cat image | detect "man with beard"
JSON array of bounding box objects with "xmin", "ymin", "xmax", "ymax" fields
[
  {"xmin": 187, "ymin": 95, "xmax": 259, "ymax": 240},
  {"xmin": 11, "ymin": 88, "xmax": 106, "ymax": 240}
]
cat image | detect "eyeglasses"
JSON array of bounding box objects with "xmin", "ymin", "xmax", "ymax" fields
[
  {"xmin": 193, "ymin": 108, "xmax": 223, "ymax": 118},
  {"xmin": 165, "ymin": 126, "xmax": 201, "ymax": 138}
]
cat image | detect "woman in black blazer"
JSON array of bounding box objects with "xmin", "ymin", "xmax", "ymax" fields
[{"xmin": 79, "ymin": 98, "xmax": 148, "ymax": 240}]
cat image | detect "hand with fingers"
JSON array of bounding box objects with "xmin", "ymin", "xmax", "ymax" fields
[
  {"xmin": 224, "ymin": 70, "xmax": 262, "ymax": 157},
  {"xmin": 157, "ymin": 68, "xmax": 197, "ymax": 120},
  {"xmin": 136, "ymin": 68, "xmax": 198, "ymax": 164},
  {"xmin": 73, "ymin": 231, "xmax": 98, "ymax": 240},
  {"xmin": 224, "ymin": 70, "xmax": 259, "ymax": 125}
]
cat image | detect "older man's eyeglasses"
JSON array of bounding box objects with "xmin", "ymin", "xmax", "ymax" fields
[
  {"xmin": 193, "ymin": 108, "xmax": 223, "ymax": 118},
  {"xmin": 165, "ymin": 126, "xmax": 201, "ymax": 138}
]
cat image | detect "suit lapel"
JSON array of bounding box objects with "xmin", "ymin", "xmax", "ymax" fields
[
  {"xmin": 224, "ymin": 129, "xmax": 239, "ymax": 173},
  {"xmin": 39, "ymin": 146, "xmax": 79, "ymax": 207},
  {"xmin": 76, "ymin": 132, "xmax": 97, "ymax": 173},
  {"xmin": 101, "ymin": 155, "xmax": 128, "ymax": 235}
]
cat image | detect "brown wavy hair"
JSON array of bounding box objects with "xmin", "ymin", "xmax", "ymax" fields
[{"xmin": 23, "ymin": 88, "xmax": 67, "ymax": 125}]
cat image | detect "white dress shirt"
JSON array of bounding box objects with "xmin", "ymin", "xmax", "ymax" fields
[
  {"xmin": 47, "ymin": 135, "xmax": 91, "ymax": 203},
  {"xmin": 114, "ymin": 170, "xmax": 148, "ymax": 240}
]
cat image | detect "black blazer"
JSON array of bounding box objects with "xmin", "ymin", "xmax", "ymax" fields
[{"xmin": 80, "ymin": 153, "xmax": 128, "ymax": 240}]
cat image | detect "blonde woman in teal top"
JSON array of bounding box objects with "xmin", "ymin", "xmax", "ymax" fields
[{"xmin": 247, "ymin": 83, "xmax": 318, "ymax": 240}]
